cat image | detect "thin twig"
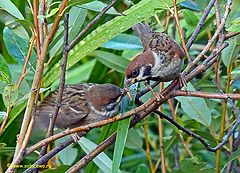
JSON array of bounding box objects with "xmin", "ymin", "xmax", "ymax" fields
[
  {"xmin": 38, "ymin": 0, "xmax": 45, "ymax": 48},
  {"xmin": 225, "ymin": 32, "xmax": 240, "ymax": 39},
  {"xmin": 33, "ymin": 0, "xmax": 41, "ymax": 56},
  {"xmin": 170, "ymin": 90, "xmax": 240, "ymax": 100},
  {"xmin": 158, "ymin": 83, "xmax": 166, "ymax": 173},
  {"xmin": 143, "ymin": 118, "xmax": 155, "ymax": 173},
  {"xmin": 186, "ymin": 0, "xmax": 215, "ymax": 50},
  {"xmin": 67, "ymin": 0, "xmax": 118, "ymax": 50},
  {"xmin": 172, "ymin": 0, "xmax": 192, "ymax": 64},
  {"xmin": 39, "ymin": 13, "xmax": 69, "ymax": 158},
  {"xmin": 17, "ymin": 33, "xmax": 36, "ymax": 88}
]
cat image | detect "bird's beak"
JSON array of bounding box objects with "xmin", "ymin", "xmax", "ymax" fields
[{"xmin": 124, "ymin": 78, "xmax": 136, "ymax": 89}]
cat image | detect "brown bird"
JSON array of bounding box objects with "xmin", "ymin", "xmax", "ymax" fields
[
  {"xmin": 35, "ymin": 83, "xmax": 125, "ymax": 130},
  {"xmin": 125, "ymin": 22, "xmax": 185, "ymax": 91}
]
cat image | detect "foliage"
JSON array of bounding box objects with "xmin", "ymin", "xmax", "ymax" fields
[{"xmin": 0, "ymin": 0, "xmax": 240, "ymax": 173}]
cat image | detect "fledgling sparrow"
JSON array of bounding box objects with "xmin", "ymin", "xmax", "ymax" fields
[
  {"xmin": 125, "ymin": 22, "xmax": 185, "ymax": 90},
  {"xmin": 35, "ymin": 83, "xmax": 125, "ymax": 130}
]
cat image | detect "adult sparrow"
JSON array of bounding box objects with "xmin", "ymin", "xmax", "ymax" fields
[
  {"xmin": 125, "ymin": 22, "xmax": 185, "ymax": 91},
  {"xmin": 35, "ymin": 83, "xmax": 125, "ymax": 130}
]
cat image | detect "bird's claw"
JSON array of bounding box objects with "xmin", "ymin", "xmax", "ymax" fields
[
  {"xmin": 179, "ymin": 74, "xmax": 187, "ymax": 92},
  {"xmin": 153, "ymin": 92, "xmax": 164, "ymax": 102},
  {"xmin": 70, "ymin": 133, "xmax": 80, "ymax": 143}
]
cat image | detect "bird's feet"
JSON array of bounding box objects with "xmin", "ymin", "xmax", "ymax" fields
[
  {"xmin": 178, "ymin": 73, "xmax": 188, "ymax": 92},
  {"xmin": 70, "ymin": 132, "xmax": 81, "ymax": 143},
  {"xmin": 144, "ymin": 81, "xmax": 164, "ymax": 101}
]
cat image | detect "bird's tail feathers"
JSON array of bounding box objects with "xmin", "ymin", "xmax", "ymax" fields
[{"xmin": 132, "ymin": 22, "xmax": 152, "ymax": 50}]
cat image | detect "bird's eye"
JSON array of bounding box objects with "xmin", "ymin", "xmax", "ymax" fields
[{"xmin": 132, "ymin": 69, "xmax": 139, "ymax": 77}]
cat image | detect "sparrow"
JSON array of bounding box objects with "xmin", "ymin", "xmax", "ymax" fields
[
  {"xmin": 35, "ymin": 83, "xmax": 125, "ymax": 130},
  {"xmin": 125, "ymin": 22, "xmax": 185, "ymax": 91}
]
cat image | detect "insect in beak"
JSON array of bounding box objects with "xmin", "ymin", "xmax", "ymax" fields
[{"xmin": 120, "ymin": 88, "xmax": 133, "ymax": 101}]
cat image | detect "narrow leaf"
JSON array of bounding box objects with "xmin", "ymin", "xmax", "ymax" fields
[{"xmin": 78, "ymin": 137, "xmax": 121, "ymax": 173}]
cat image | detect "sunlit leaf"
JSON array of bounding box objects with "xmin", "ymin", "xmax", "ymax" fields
[
  {"xmin": 0, "ymin": 54, "xmax": 11, "ymax": 84},
  {"xmin": 3, "ymin": 84, "xmax": 18, "ymax": 108},
  {"xmin": 0, "ymin": 0, "xmax": 24, "ymax": 20},
  {"xmin": 226, "ymin": 17, "xmax": 240, "ymax": 32},
  {"xmin": 78, "ymin": 137, "xmax": 121, "ymax": 173}
]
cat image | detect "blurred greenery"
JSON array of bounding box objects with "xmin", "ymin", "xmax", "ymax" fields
[{"xmin": 0, "ymin": 0, "xmax": 239, "ymax": 172}]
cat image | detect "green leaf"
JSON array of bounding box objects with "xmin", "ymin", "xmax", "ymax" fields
[
  {"xmin": 183, "ymin": 9, "xmax": 199, "ymax": 26},
  {"xmin": 112, "ymin": 118, "xmax": 130, "ymax": 173},
  {"xmin": 112, "ymin": 89, "xmax": 135, "ymax": 173},
  {"xmin": 222, "ymin": 35, "xmax": 240, "ymax": 67},
  {"xmin": 136, "ymin": 164, "xmax": 151, "ymax": 173},
  {"xmin": 221, "ymin": 148, "xmax": 240, "ymax": 173},
  {"xmin": 51, "ymin": 59, "xmax": 96, "ymax": 90},
  {"xmin": 43, "ymin": 0, "xmax": 164, "ymax": 87},
  {"xmin": 3, "ymin": 25, "xmax": 36, "ymax": 64},
  {"xmin": 1, "ymin": 101, "xmax": 26, "ymax": 134},
  {"xmin": 102, "ymin": 34, "xmax": 143, "ymax": 50},
  {"xmin": 3, "ymin": 84, "xmax": 18, "ymax": 108},
  {"xmin": 176, "ymin": 83, "xmax": 212, "ymax": 127},
  {"xmin": 125, "ymin": 129, "xmax": 143, "ymax": 149},
  {"xmin": 176, "ymin": 157, "xmax": 211, "ymax": 173},
  {"xmin": 0, "ymin": 8, "xmax": 17, "ymax": 24},
  {"xmin": 49, "ymin": 7, "xmax": 87, "ymax": 58},
  {"xmin": 78, "ymin": 137, "xmax": 121, "ymax": 173},
  {"xmin": 0, "ymin": 54, "xmax": 11, "ymax": 84},
  {"xmin": 0, "ymin": 0, "xmax": 24, "ymax": 20},
  {"xmin": 226, "ymin": 17, "xmax": 240, "ymax": 32},
  {"xmin": 55, "ymin": 136, "xmax": 78, "ymax": 165},
  {"xmin": 79, "ymin": 1, "xmax": 119, "ymax": 15},
  {"xmin": 90, "ymin": 50, "xmax": 129, "ymax": 74}
]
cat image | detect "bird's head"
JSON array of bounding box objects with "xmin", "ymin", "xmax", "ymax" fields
[
  {"xmin": 88, "ymin": 84, "xmax": 126, "ymax": 117},
  {"xmin": 125, "ymin": 50, "xmax": 155, "ymax": 88}
]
